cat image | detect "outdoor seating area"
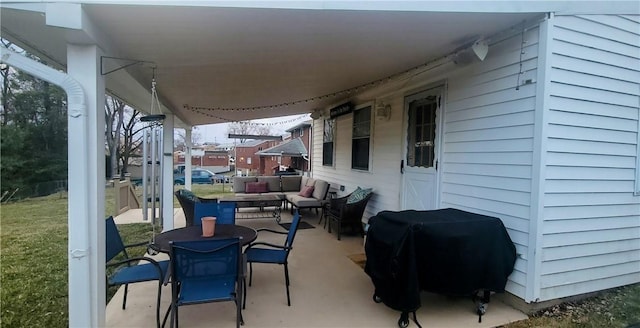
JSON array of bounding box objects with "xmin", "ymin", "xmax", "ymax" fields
[
  {"xmin": 231, "ymin": 175, "xmax": 331, "ymax": 215},
  {"xmin": 108, "ymin": 209, "xmax": 528, "ymax": 328}
]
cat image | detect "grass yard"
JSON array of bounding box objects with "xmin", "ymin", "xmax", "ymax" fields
[
  {"xmin": 0, "ymin": 183, "xmax": 231, "ymax": 327},
  {"xmin": 501, "ymin": 284, "xmax": 640, "ymax": 328},
  {"xmin": 0, "ymin": 182, "xmax": 638, "ymax": 327}
]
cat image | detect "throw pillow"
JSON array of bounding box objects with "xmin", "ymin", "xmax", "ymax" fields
[
  {"xmin": 298, "ymin": 185, "xmax": 315, "ymax": 198},
  {"xmin": 346, "ymin": 187, "xmax": 372, "ymax": 204},
  {"xmin": 245, "ymin": 181, "xmax": 268, "ymax": 193}
]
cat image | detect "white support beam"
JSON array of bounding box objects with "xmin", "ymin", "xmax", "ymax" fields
[
  {"xmin": 67, "ymin": 43, "xmax": 105, "ymax": 328},
  {"xmin": 162, "ymin": 115, "xmax": 175, "ymax": 230},
  {"xmin": 185, "ymin": 129, "xmax": 193, "ymax": 191}
]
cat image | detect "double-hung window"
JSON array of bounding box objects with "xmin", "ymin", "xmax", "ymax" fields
[
  {"xmin": 352, "ymin": 105, "xmax": 371, "ymax": 170},
  {"xmin": 323, "ymin": 119, "xmax": 335, "ymax": 166}
]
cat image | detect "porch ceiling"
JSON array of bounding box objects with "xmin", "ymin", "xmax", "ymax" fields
[{"xmin": 2, "ymin": 3, "xmax": 546, "ymax": 127}]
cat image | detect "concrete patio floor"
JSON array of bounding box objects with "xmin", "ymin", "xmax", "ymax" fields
[{"xmin": 109, "ymin": 208, "xmax": 528, "ymax": 328}]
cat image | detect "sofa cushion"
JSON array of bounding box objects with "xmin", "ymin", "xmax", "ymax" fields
[
  {"xmin": 298, "ymin": 185, "xmax": 315, "ymax": 197},
  {"xmin": 245, "ymin": 181, "xmax": 269, "ymax": 193},
  {"xmin": 233, "ymin": 176, "xmax": 257, "ymax": 193},
  {"xmin": 257, "ymin": 176, "xmax": 281, "ymax": 192},
  {"xmin": 312, "ymin": 180, "xmax": 330, "ymax": 200},
  {"xmin": 281, "ymin": 176, "xmax": 302, "ymax": 192},
  {"xmin": 346, "ymin": 186, "xmax": 373, "ymax": 204},
  {"xmin": 286, "ymin": 194, "xmax": 323, "ymax": 208},
  {"xmin": 300, "ymin": 176, "xmax": 316, "ymax": 189}
]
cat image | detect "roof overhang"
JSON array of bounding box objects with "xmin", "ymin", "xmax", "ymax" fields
[{"xmin": 2, "ymin": 2, "xmax": 638, "ymax": 127}]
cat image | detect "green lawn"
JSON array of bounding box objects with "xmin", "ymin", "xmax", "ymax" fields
[
  {"xmin": 0, "ymin": 184, "xmax": 638, "ymax": 328},
  {"xmin": 0, "ymin": 184, "xmax": 231, "ymax": 327}
]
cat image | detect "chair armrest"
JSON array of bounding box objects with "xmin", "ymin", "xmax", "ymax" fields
[
  {"xmin": 329, "ymin": 196, "xmax": 349, "ymax": 209},
  {"xmin": 107, "ymin": 257, "xmax": 168, "ymax": 282},
  {"xmin": 245, "ymin": 241, "xmax": 289, "ymax": 251},
  {"xmin": 107, "ymin": 256, "xmax": 165, "ymax": 269},
  {"xmin": 255, "ymin": 228, "xmax": 288, "ymax": 235}
]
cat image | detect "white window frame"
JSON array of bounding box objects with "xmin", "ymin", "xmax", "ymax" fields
[
  {"xmin": 322, "ymin": 118, "xmax": 335, "ymax": 167},
  {"xmin": 351, "ymin": 102, "xmax": 373, "ymax": 171}
]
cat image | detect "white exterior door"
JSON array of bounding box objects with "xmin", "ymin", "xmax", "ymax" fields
[{"xmin": 401, "ymin": 88, "xmax": 443, "ymax": 210}]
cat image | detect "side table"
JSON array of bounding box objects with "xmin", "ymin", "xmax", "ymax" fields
[{"xmin": 319, "ymin": 188, "xmax": 338, "ymax": 229}]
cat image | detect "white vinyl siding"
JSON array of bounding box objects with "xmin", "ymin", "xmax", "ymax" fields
[
  {"xmin": 440, "ymin": 26, "xmax": 542, "ymax": 299},
  {"xmin": 311, "ymin": 14, "xmax": 639, "ymax": 305},
  {"xmin": 539, "ymin": 15, "xmax": 640, "ymax": 301},
  {"xmin": 312, "ymin": 97, "xmax": 405, "ymax": 221}
]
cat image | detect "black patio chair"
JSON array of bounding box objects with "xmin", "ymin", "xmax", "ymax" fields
[
  {"xmin": 174, "ymin": 189, "xmax": 218, "ymax": 227},
  {"xmin": 326, "ymin": 188, "xmax": 373, "ymax": 240}
]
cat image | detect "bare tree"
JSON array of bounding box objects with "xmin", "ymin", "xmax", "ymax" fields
[
  {"xmin": 119, "ymin": 109, "xmax": 144, "ymax": 177},
  {"xmin": 0, "ymin": 39, "xmax": 17, "ymax": 126},
  {"xmin": 174, "ymin": 127, "xmax": 202, "ymax": 150},
  {"xmin": 105, "ymin": 95, "xmax": 125, "ymax": 179},
  {"xmin": 226, "ymin": 120, "xmax": 272, "ymax": 143}
]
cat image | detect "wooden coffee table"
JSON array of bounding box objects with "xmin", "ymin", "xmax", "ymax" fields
[{"xmin": 219, "ymin": 194, "xmax": 284, "ymax": 222}]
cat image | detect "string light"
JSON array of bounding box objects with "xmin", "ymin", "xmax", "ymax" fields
[
  {"xmin": 183, "ymin": 55, "xmax": 440, "ymax": 113},
  {"xmin": 191, "ymin": 110, "xmax": 309, "ymax": 126},
  {"xmin": 183, "ymin": 17, "xmax": 544, "ymax": 114}
]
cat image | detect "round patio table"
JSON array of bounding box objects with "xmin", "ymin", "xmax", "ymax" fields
[{"xmin": 150, "ymin": 224, "xmax": 257, "ymax": 253}]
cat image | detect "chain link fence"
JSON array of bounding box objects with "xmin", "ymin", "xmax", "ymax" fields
[{"xmin": 1, "ymin": 180, "xmax": 69, "ymax": 203}]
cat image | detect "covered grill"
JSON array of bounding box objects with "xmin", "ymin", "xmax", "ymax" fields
[{"xmin": 364, "ymin": 208, "xmax": 517, "ymax": 327}]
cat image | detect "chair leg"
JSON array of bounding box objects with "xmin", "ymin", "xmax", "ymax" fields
[
  {"xmin": 235, "ymin": 292, "xmax": 243, "ymax": 328},
  {"xmin": 122, "ymin": 284, "xmax": 129, "ymax": 309},
  {"xmin": 242, "ymin": 278, "xmax": 247, "ymax": 309},
  {"xmin": 174, "ymin": 303, "xmax": 179, "ymax": 328},
  {"xmin": 161, "ymin": 304, "xmax": 171, "ymax": 328},
  {"xmin": 284, "ymin": 263, "xmax": 291, "ymax": 306},
  {"xmin": 169, "ymin": 302, "xmax": 178, "ymax": 328},
  {"xmin": 155, "ymin": 280, "xmax": 163, "ymax": 328},
  {"xmin": 248, "ymin": 263, "xmax": 253, "ymax": 286},
  {"xmin": 337, "ymin": 219, "xmax": 342, "ymax": 241}
]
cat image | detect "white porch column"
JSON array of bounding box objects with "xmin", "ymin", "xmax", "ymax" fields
[
  {"xmin": 67, "ymin": 44, "xmax": 105, "ymax": 327},
  {"xmin": 162, "ymin": 115, "xmax": 175, "ymax": 230},
  {"xmin": 185, "ymin": 128, "xmax": 193, "ymax": 190}
]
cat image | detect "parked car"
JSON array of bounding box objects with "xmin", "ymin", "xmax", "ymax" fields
[
  {"xmin": 173, "ymin": 168, "xmax": 216, "ymax": 185},
  {"xmin": 212, "ymin": 174, "xmax": 231, "ymax": 183}
]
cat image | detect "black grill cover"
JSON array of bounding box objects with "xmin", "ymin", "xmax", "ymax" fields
[{"xmin": 364, "ymin": 208, "xmax": 517, "ymax": 312}]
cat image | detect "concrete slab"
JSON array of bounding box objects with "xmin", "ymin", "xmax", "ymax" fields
[{"xmin": 108, "ymin": 210, "xmax": 528, "ymax": 327}]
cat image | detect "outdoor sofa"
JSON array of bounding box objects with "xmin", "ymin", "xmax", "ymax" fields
[{"xmin": 232, "ymin": 175, "xmax": 330, "ymax": 213}]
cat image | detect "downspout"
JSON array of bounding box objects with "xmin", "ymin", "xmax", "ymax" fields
[{"xmin": 1, "ymin": 47, "xmax": 91, "ymax": 321}]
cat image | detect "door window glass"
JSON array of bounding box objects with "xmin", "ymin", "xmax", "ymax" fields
[{"xmin": 407, "ymin": 97, "xmax": 437, "ymax": 168}]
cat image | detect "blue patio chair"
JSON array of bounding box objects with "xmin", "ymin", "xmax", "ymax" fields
[
  {"xmin": 106, "ymin": 216, "xmax": 169, "ymax": 328},
  {"xmin": 193, "ymin": 201, "xmax": 219, "ymax": 226},
  {"xmin": 244, "ymin": 210, "xmax": 301, "ymax": 308},
  {"xmin": 165, "ymin": 238, "xmax": 244, "ymax": 328},
  {"xmin": 217, "ymin": 202, "xmax": 237, "ymax": 225},
  {"xmin": 194, "ymin": 202, "xmax": 237, "ymax": 225}
]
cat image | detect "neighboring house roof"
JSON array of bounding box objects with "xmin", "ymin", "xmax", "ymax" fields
[
  {"xmin": 285, "ymin": 120, "xmax": 312, "ymax": 132},
  {"xmin": 256, "ymin": 138, "xmax": 308, "ymax": 157},
  {"xmin": 215, "ymin": 142, "xmax": 236, "ymax": 149},
  {"xmin": 235, "ymin": 139, "xmax": 269, "ymax": 148}
]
